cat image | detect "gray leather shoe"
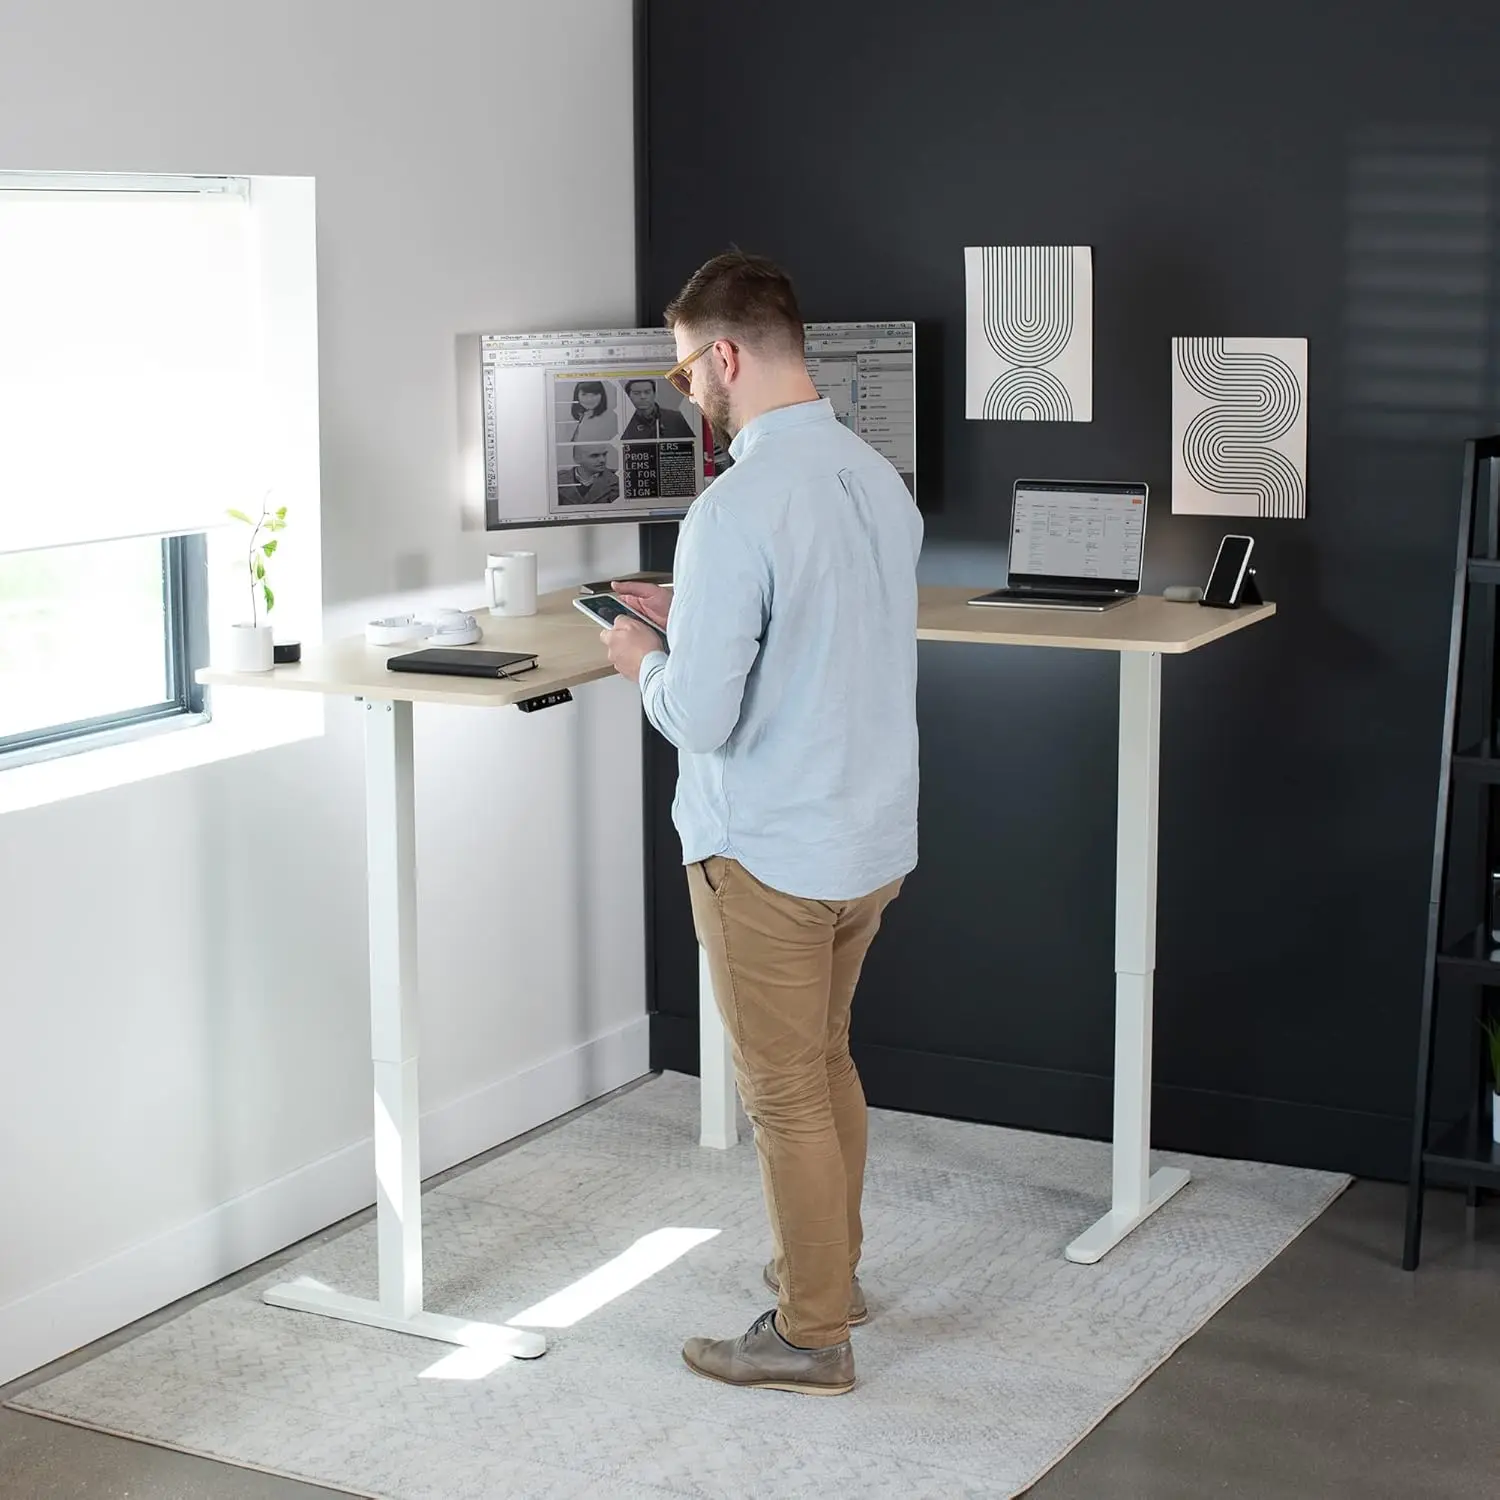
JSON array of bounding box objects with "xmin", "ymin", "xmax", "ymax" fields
[
  {"xmin": 763, "ymin": 1260, "xmax": 869, "ymax": 1326},
  {"xmin": 682, "ymin": 1310, "xmax": 855, "ymax": 1395}
]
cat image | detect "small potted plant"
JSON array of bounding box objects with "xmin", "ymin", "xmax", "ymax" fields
[
  {"xmin": 226, "ymin": 499, "xmax": 286, "ymax": 672},
  {"xmin": 1485, "ymin": 1017, "xmax": 1500, "ymax": 1146}
]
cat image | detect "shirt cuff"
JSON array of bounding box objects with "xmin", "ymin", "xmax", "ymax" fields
[{"xmin": 637, "ymin": 650, "xmax": 669, "ymax": 718}]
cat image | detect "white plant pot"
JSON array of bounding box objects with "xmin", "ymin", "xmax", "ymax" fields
[{"xmin": 228, "ymin": 622, "xmax": 275, "ymax": 673}]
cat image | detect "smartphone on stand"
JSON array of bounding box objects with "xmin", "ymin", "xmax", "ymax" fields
[{"xmin": 1200, "ymin": 534, "xmax": 1255, "ymax": 608}]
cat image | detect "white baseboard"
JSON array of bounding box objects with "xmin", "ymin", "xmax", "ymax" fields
[
  {"xmin": 0, "ymin": 1018, "xmax": 650, "ymax": 1388},
  {"xmin": 416, "ymin": 1016, "xmax": 650, "ymax": 1179}
]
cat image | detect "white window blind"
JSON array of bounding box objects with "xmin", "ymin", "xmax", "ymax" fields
[{"xmin": 0, "ymin": 176, "xmax": 260, "ymax": 556}]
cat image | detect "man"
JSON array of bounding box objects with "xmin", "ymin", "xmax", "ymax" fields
[
  {"xmin": 600, "ymin": 251, "xmax": 922, "ymax": 1396},
  {"xmin": 620, "ymin": 377, "xmax": 695, "ymax": 441},
  {"xmin": 557, "ymin": 443, "xmax": 619, "ymax": 505}
]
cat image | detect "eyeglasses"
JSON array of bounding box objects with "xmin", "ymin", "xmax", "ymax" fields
[{"xmin": 664, "ymin": 339, "xmax": 718, "ymax": 399}]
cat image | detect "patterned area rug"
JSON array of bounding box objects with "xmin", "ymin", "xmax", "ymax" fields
[{"xmin": 8, "ymin": 1072, "xmax": 1347, "ymax": 1498}]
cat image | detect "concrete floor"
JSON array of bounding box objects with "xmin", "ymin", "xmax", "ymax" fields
[
  {"xmin": 2, "ymin": 1181, "xmax": 1497, "ymax": 1499},
  {"xmin": 1032, "ymin": 1182, "xmax": 1500, "ymax": 1500}
]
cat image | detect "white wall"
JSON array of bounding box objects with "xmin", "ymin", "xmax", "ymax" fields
[{"xmin": 0, "ymin": 0, "xmax": 650, "ymax": 1384}]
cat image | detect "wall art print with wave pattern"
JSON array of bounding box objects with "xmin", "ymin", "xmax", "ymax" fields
[
  {"xmin": 964, "ymin": 246, "xmax": 1093, "ymax": 422},
  {"xmin": 1171, "ymin": 336, "xmax": 1307, "ymax": 519}
]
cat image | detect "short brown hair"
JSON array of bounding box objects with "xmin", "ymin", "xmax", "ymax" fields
[{"xmin": 663, "ymin": 250, "xmax": 804, "ymax": 355}]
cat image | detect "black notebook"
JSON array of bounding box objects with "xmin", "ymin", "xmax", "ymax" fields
[{"xmin": 386, "ymin": 648, "xmax": 538, "ymax": 680}]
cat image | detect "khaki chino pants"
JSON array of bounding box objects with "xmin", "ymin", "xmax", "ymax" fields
[{"xmin": 687, "ymin": 855, "xmax": 902, "ymax": 1349}]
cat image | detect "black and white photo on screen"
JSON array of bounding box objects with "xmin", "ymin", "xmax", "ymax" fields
[
  {"xmin": 554, "ymin": 377, "xmax": 619, "ymax": 444},
  {"xmin": 554, "ymin": 442, "xmax": 620, "ymax": 507},
  {"xmin": 620, "ymin": 375, "xmax": 695, "ymax": 441}
]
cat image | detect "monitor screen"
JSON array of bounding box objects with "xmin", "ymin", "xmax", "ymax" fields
[
  {"xmin": 706, "ymin": 322, "xmax": 917, "ymax": 496},
  {"xmin": 1009, "ymin": 481, "xmax": 1147, "ymax": 588},
  {"xmin": 809, "ymin": 321, "xmax": 916, "ymax": 496},
  {"xmin": 481, "ymin": 321, "xmax": 917, "ymax": 530},
  {"xmin": 483, "ymin": 327, "xmax": 707, "ymax": 530}
]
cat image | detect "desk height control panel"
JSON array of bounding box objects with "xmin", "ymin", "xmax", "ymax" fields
[{"xmin": 517, "ymin": 688, "xmax": 573, "ymax": 713}]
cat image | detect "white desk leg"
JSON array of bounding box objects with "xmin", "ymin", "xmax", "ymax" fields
[
  {"xmin": 698, "ymin": 944, "xmax": 739, "ymax": 1149},
  {"xmin": 263, "ymin": 699, "xmax": 545, "ymax": 1358},
  {"xmin": 1066, "ymin": 652, "xmax": 1190, "ymax": 1265}
]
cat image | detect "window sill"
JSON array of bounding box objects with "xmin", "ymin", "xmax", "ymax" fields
[{"xmin": 0, "ymin": 688, "xmax": 323, "ymax": 816}]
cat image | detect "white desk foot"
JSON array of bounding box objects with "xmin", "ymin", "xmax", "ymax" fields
[
  {"xmin": 1064, "ymin": 1166, "xmax": 1191, "ymax": 1264},
  {"xmin": 698, "ymin": 944, "xmax": 739, "ymax": 1149},
  {"xmin": 262, "ymin": 1279, "xmax": 547, "ymax": 1357}
]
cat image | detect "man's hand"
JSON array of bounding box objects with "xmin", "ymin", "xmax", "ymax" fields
[
  {"xmin": 611, "ymin": 580, "xmax": 671, "ymax": 631},
  {"xmin": 601, "ymin": 616, "xmax": 661, "ymax": 684}
]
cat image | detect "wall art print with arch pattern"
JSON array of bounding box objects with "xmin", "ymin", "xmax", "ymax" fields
[
  {"xmin": 1171, "ymin": 336, "xmax": 1307, "ymax": 518},
  {"xmin": 964, "ymin": 245, "xmax": 1093, "ymax": 422}
]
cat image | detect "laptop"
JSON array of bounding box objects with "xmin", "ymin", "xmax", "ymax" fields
[{"xmin": 968, "ymin": 479, "xmax": 1148, "ymax": 612}]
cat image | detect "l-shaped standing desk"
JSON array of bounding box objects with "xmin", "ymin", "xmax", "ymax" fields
[{"xmin": 200, "ymin": 583, "xmax": 1272, "ymax": 1350}]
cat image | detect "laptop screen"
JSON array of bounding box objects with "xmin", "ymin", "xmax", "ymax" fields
[{"xmin": 1008, "ymin": 481, "xmax": 1147, "ymax": 592}]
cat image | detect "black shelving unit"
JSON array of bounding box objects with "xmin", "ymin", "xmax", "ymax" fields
[{"xmin": 1404, "ymin": 434, "xmax": 1500, "ymax": 1270}]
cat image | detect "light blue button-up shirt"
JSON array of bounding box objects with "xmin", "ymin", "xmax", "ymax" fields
[{"xmin": 638, "ymin": 397, "xmax": 923, "ymax": 901}]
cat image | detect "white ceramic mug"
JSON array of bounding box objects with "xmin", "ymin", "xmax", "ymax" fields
[{"xmin": 485, "ymin": 551, "xmax": 537, "ymax": 617}]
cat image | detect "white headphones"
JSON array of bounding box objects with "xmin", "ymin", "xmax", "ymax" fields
[
  {"xmin": 424, "ymin": 609, "xmax": 482, "ymax": 646},
  {"xmin": 365, "ymin": 610, "xmax": 482, "ymax": 647}
]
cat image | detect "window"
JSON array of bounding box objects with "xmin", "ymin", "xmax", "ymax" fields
[
  {"xmin": 0, "ymin": 535, "xmax": 208, "ymax": 764},
  {"xmin": 0, "ymin": 171, "xmax": 257, "ymax": 767}
]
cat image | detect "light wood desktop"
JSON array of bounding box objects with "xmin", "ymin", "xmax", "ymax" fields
[
  {"xmin": 198, "ymin": 587, "xmax": 616, "ymax": 707},
  {"xmin": 200, "ymin": 584, "xmax": 1274, "ymax": 1348},
  {"xmin": 916, "ymin": 586, "xmax": 1274, "ymax": 653},
  {"xmin": 198, "ymin": 587, "xmax": 1274, "ymax": 700}
]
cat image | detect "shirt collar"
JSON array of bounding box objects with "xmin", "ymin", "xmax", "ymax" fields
[{"xmin": 727, "ymin": 397, "xmax": 834, "ymax": 462}]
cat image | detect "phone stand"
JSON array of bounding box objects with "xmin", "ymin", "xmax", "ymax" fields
[{"xmin": 1199, "ymin": 566, "xmax": 1264, "ymax": 609}]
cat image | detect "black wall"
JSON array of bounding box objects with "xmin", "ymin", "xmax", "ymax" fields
[{"xmin": 636, "ymin": 0, "xmax": 1500, "ymax": 1180}]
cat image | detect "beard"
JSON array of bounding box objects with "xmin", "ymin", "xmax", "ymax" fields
[{"xmin": 697, "ymin": 365, "xmax": 735, "ymax": 448}]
